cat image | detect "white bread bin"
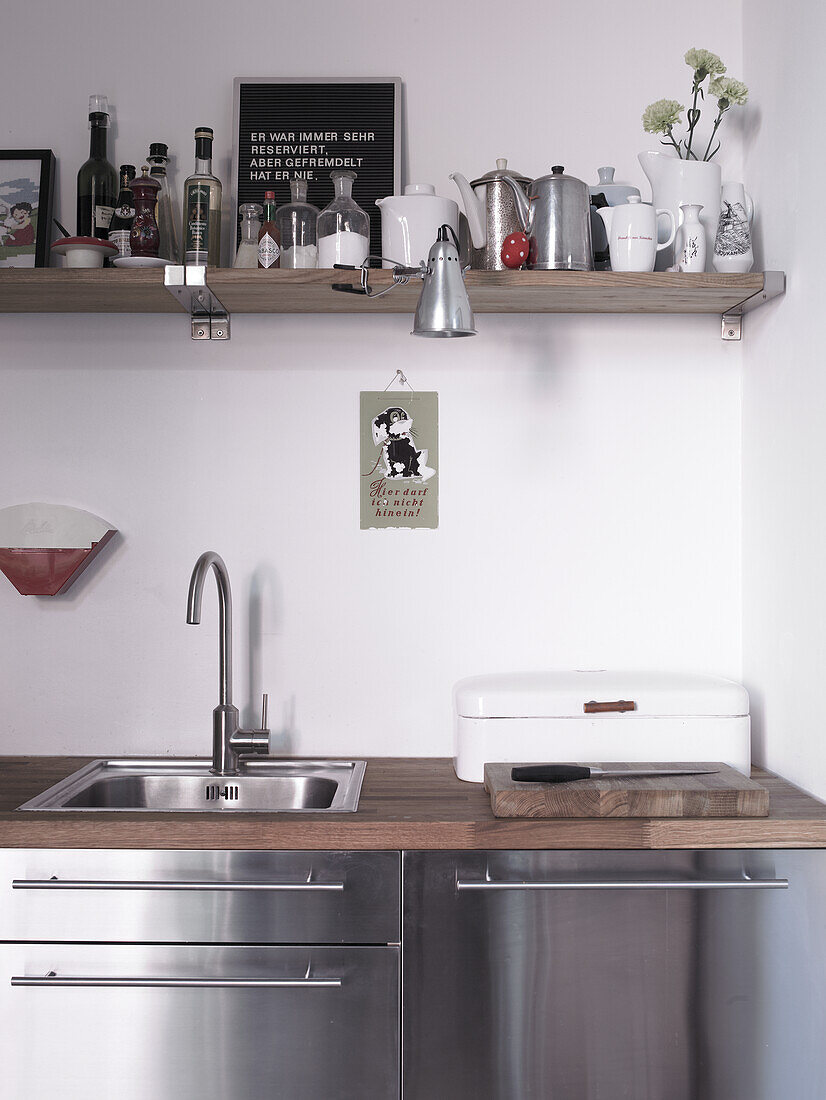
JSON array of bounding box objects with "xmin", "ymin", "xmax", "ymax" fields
[{"xmin": 453, "ymin": 670, "xmax": 750, "ymax": 782}]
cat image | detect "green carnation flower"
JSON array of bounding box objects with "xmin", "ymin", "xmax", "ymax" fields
[
  {"xmin": 642, "ymin": 99, "xmax": 685, "ymax": 135},
  {"xmin": 684, "ymin": 48, "xmax": 726, "ymax": 78},
  {"xmin": 709, "ymin": 76, "xmax": 749, "ymax": 106}
]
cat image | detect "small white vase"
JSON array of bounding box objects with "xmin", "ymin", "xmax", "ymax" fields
[
  {"xmin": 677, "ymin": 204, "xmax": 706, "ymax": 272},
  {"xmin": 712, "ymin": 181, "xmax": 754, "ymax": 273}
]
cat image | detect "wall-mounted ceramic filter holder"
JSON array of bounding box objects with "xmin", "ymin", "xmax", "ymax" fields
[{"xmin": 0, "ymin": 503, "xmax": 117, "ymax": 595}]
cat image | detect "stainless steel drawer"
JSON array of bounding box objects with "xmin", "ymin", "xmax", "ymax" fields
[
  {"xmin": 1, "ymin": 943, "xmax": 399, "ymax": 1099},
  {"xmin": 0, "ymin": 850, "xmax": 400, "ymax": 944}
]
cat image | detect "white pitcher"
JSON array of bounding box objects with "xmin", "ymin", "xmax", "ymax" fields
[
  {"xmin": 638, "ymin": 151, "xmax": 721, "ymax": 270},
  {"xmin": 712, "ymin": 181, "xmax": 755, "ymax": 273},
  {"xmin": 597, "ymin": 196, "xmax": 676, "ymax": 272}
]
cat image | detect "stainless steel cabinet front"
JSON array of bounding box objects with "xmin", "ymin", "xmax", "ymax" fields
[
  {"xmin": 402, "ymin": 849, "xmax": 798, "ymax": 1100},
  {"xmin": 1, "ymin": 943, "xmax": 399, "ymax": 1100},
  {"xmin": 0, "ymin": 849, "xmax": 400, "ymax": 944}
]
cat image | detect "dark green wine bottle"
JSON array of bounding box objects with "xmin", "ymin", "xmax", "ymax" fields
[{"xmin": 77, "ymin": 95, "xmax": 117, "ymax": 239}]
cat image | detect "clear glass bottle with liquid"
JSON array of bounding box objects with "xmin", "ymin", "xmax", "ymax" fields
[
  {"xmin": 317, "ymin": 170, "xmax": 370, "ymax": 268},
  {"xmin": 182, "ymin": 127, "xmax": 222, "ymax": 266},
  {"xmin": 147, "ymin": 142, "xmax": 179, "ymax": 262},
  {"xmin": 277, "ymin": 178, "xmax": 319, "ymax": 268},
  {"xmin": 233, "ymin": 202, "xmax": 262, "ymax": 268}
]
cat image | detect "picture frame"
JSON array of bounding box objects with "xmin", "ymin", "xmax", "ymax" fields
[
  {"xmin": 0, "ymin": 149, "xmax": 55, "ymax": 268},
  {"xmin": 231, "ymin": 78, "xmax": 401, "ymax": 257}
]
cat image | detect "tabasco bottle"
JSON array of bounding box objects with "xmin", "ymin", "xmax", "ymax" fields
[{"xmin": 257, "ymin": 191, "xmax": 281, "ymax": 269}]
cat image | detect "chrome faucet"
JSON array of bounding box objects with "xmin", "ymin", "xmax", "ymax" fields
[{"xmin": 186, "ymin": 551, "xmax": 270, "ymax": 775}]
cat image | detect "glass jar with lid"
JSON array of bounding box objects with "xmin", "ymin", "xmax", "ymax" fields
[
  {"xmin": 277, "ymin": 178, "xmax": 320, "ymax": 268},
  {"xmin": 233, "ymin": 203, "xmax": 263, "ymax": 268},
  {"xmin": 317, "ymin": 170, "xmax": 370, "ymax": 268}
]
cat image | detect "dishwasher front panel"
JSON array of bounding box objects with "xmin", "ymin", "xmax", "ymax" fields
[
  {"xmin": 402, "ymin": 849, "xmax": 794, "ymax": 1100},
  {"xmin": 2, "ymin": 943, "xmax": 399, "ymax": 1100}
]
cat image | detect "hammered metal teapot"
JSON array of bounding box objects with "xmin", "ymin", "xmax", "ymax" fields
[{"xmin": 450, "ymin": 158, "xmax": 531, "ymax": 270}]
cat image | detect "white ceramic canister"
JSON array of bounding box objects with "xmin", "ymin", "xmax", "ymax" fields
[
  {"xmin": 376, "ymin": 184, "xmax": 459, "ymax": 269},
  {"xmin": 597, "ymin": 196, "xmax": 676, "ymax": 272}
]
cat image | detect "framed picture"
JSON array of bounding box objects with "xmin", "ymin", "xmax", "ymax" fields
[
  {"xmin": 0, "ymin": 150, "xmax": 55, "ymax": 268},
  {"xmin": 231, "ymin": 78, "xmax": 401, "ymax": 257}
]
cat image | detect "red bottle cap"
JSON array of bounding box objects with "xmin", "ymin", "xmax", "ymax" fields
[{"xmin": 264, "ymin": 191, "xmax": 275, "ymax": 200}]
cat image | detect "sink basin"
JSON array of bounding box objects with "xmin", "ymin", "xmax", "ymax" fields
[{"xmin": 17, "ymin": 758, "xmax": 367, "ymax": 813}]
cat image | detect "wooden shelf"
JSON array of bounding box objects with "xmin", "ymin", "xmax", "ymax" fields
[{"xmin": 0, "ymin": 267, "xmax": 774, "ymax": 317}]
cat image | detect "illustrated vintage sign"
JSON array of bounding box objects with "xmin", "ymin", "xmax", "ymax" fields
[
  {"xmin": 232, "ymin": 78, "xmax": 401, "ymax": 255},
  {"xmin": 360, "ymin": 390, "xmax": 438, "ymax": 530}
]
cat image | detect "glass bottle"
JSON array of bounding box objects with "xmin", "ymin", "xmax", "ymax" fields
[
  {"xmin": 277, "ymin": 178, "xmax": 319, "ymax": 268},
  {"xmin": 108, "ymin": 164, "xmax": 135, "ymax": 259},
  {"xmin": 257, "ymin": 191, "xmax": 281, "ymax": 269},
  {"xmin": 317, "ymin": 170, "xmax": 370, "ymax": 268},
  {"xmin": 233, "ymin": 203, "xmax": 262, "ymax": 268},
  {"xmin": 147, "ymin": 142, "xmax": 179, "ymax": 262},
  {"xmin": 77, "ymin": 94, "xmax": 117, "ymax": 240},
  {"xmin": 129, "ymin": 166, "xmax": 161, "ymax": 258},
  {"xmin": 182, "ymin": 127, "xmax": 222, "ymax": 266}
]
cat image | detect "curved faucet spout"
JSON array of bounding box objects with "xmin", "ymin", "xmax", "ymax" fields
[{"xmin": 186, "ymin": 551, "xmax": 233, "ymax": 708}]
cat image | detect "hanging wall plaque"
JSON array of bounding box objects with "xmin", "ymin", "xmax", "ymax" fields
[
  {"xmin": 360, "ymin": 387, "xmax": 438, "ymax": 530},
  {"xmin": 232, "ymin": 78, "xmax": 401, "ymax": 256}
]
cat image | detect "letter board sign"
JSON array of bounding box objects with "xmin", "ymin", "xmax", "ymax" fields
[{"xmin": 232, "ymin": 77, "xmax": 401, "ymax": 257}]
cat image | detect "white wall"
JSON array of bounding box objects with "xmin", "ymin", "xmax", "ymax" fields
[
  {"xmin": 742, "ymin": 1, "xmax": 826, "ymax": 798},
  {"xmin": 0, "ymin": 0, "xmax": 745, "ymax": 758}
]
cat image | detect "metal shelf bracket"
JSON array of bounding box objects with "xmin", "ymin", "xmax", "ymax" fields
[
  {"xmin": 721, "ymin": 270, "xmax": 785, "ymax": 341},
  {"xmin": 164, "ymin": 265, "xmax": 231, "ymax": 341}
]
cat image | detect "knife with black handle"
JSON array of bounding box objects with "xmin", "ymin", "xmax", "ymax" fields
[{"xmin": 510, "ymin": 765, "xmax": 719, "ymax": 784}]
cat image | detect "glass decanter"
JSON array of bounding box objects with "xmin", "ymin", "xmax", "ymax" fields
[
  {"xmin": 277, "ymin": 178, "xmax": 320, "ymax": 269},
  {"xmin": 233, "ymin": 203, "xmax": 263, "ymax": 268},
  {"xmin": 317, "ymin": 170, "xmax": 370, "ymax": 268}
]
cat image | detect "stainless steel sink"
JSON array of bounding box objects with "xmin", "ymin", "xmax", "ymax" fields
[{"xmin": 17, "ymin": 758, "xmax": 367, "ymax": 813}]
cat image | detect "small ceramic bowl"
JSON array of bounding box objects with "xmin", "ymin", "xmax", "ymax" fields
[{"xmin": 51, "ymin": 236, "xmax": 119, "ymax": 269}]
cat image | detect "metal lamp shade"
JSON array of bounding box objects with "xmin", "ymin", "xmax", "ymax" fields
[{"xmin": 412, "ymin": 228, "xmax": 476, "ymax": 337}]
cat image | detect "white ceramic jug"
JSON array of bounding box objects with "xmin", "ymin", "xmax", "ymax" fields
[
  {"xmin": 375, "ymin": 184, "xmax": 459, "ymax": 270},
  {"xmin": 597, "ymin": 196, "xmax": 676, "ymax": 272},
  {"xmin": 637, "ymin": 151, "xmax": 721, "ymax": 270},
  {"xmin": 712, "ymin": 181, "xmax": 755, "ymax": 273}
]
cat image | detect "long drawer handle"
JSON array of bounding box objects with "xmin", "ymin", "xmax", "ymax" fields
[
  {"xmin": 12, "ymin": 879, "xmax": 345, "ymax": 892},
  {"xmin": 456, "ymin": 878, "xmax": 789, "ymax": 892},
  {"xmin": 12, "ymin": 974, "xmax": 342, "ymax": 989}
]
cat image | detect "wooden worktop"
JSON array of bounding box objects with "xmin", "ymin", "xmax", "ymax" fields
[{"xmin": 1, "ymin": 756, "xmax": 825, "ymax": 849}]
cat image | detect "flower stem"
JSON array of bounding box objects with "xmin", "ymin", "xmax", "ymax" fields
[
  {"xmin": 662, "ymin": 125, "xmax": 683, "ymax": 158},
  {"xmin": 702, "ymin": 109, "xmax": 726, "ymax": 161},
  {"xmin": 685, "ymin": 75, "xmax": 703, "ymax": 160}
]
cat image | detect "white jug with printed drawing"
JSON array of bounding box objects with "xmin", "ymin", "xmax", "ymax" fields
[
  {"xmin": 712, "ymin": 181, "xmax": 755, "ymax": 273},
  {"xmin": 638, "ymin": 151, "xmax": 721, "ymax": 270}
]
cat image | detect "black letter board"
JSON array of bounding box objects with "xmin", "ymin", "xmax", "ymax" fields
[{"xmin": 232, "ymin": 78, "xmax": 401, "ymax": 258}]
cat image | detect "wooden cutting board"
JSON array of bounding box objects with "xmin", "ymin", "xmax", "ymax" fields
[{"xmin": 484, "ymin": 762, "xmax": 770, "ymax": 818}]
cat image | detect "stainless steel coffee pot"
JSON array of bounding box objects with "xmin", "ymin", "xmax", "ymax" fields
[
  {"xmin": 502, "ymin": 165, "xmax": 594, "ymax": 271},
  {"xmin": 450, "ymin": 159, "xmax": 531, "ymax": 270}
]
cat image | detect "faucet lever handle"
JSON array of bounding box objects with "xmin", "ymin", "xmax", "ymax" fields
[{"xmin": 260, "ymin": 693, "xmax": 269, "ymax": 732}]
